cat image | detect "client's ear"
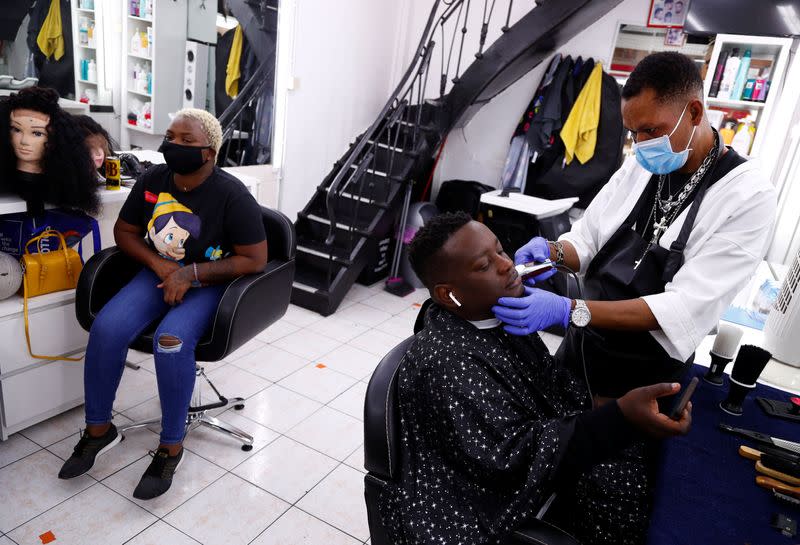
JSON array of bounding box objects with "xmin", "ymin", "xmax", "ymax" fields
[{"xmin": 433, "ymin": 284, "xmax": 460, "ymax": 310}]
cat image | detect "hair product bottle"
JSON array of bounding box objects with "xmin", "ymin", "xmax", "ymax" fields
[
  {"xmin": 730, "ymin": 49, "xmax": 751, "ymax": 101},
  {"xmin": 709, "ymin": 50, "xmax": 729, "ymax": 97},
  {"xmin": 717, "ymin": 48, "xmax": 741, "ymax": 100}
]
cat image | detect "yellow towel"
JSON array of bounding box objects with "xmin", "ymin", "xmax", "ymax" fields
[
  {"xmin": 561, "ymin": 62, "xmax": 603, "ymax": 165},
  {"xmin": 36, "ymin": 0, "xmax": 65, "ymax": 61},
  {"xmin": 225, "ymin": 25, "xmax": 244, "ymax": 98}
]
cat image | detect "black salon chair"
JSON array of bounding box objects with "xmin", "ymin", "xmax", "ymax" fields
[
  {"xmin": 75, "ymin": 206, "xmax": 295, "ymax": 450},
  {"xmin": 364, "ymin": 335, "xmax": 580, "ymax": 545}
]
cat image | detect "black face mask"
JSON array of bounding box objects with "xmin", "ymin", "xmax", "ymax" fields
[{"xmin": 158, "ymin": 140, "xmax": 211, "ymax": 175}]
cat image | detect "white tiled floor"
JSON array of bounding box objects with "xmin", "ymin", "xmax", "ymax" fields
[{"xmin": 0, "ymin": 282, "xmax": 427, "ymax": 544}]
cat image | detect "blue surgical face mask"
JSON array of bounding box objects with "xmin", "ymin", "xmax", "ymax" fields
[{"xmin": 632, "ymin": 103, "xmax": 697, "ymax": 174}]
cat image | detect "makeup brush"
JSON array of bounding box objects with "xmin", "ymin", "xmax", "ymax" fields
[
  {"xmin": 720, "ymin": 345, "xmax": 773, "ymax": 416},
  {"xmin": 704, "ymin": 323, "xmax": 744, "ymax": 385}
]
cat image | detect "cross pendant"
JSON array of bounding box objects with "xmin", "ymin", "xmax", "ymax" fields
[
  {"xmin": 634, "ymin": 258, "xmax": 642, "ymax": 270},
  {"xmin": 653, "ymin": 218, "xmax": 668, "ymax": 236}
]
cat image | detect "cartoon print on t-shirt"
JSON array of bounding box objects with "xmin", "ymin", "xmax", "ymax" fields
[
  {"xmin": 146, "ymin": 193, "xmax": 202, "ymax": 262},
  {"xmin": 205, "ymin": 245, "xmax": 222, "ymax": 261}
]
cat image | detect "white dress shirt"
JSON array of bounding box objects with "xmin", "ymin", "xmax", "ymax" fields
[{"xmin": 559, "ymin": 154, "xmax": 777, "ymax": 362}]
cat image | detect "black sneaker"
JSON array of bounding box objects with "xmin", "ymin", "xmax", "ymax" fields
[
  {"xmin": 58, "ymin": 424, "xmax": 121, "ymax": 479},
  {"xmin": 133, "ymin": 447, "xmax": 184, "ymax": 500}
]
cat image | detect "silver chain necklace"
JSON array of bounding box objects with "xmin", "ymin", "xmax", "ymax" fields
[{"xmin": 634, "ymin": 134, "xmax": 719, "ymax": 269}]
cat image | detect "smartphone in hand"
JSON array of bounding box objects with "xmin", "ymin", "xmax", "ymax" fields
[{"xmin": 669, "ymin": 377, "xmax": 699, "ymax": 420}]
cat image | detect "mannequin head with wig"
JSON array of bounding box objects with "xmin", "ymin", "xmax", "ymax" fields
[{"xmin": 0, "ymin": 87, "xmax": 99, "ymax": 214}]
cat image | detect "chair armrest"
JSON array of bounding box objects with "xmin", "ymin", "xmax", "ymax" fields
[
  {"xmin": 197, "ymin": 258, "xmax": 295, "ymax": 361},
  {"xmin": 512, "ymin": 519, "xmax": 580, "ymax": 545},
  {"xmin": 75, "ymin": 246, "xmax": 140, "ymax": 332}
]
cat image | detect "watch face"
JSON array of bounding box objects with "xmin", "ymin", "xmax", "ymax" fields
[{"xmin": 572, "ymin": 307, "xmax": 591, "ymax": 327}]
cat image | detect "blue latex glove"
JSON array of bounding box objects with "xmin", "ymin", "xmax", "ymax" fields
[
  {"xmin": 492, "ymin": 286, "xmax": 572, "ymax": 335},
  {"xmin": 515, "ymin": 236, "xmax": 557, "ymax": 284}
]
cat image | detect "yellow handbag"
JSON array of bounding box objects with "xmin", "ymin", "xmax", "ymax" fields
[{"xmin": 21, "ymin": 229, "xmax": 83, "ymax": 361}]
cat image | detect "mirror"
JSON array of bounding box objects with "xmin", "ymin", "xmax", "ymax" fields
[
  {"xmin": 611, "ymin": 23, "xmax": 712, "ymax": 154},
  {"xmin": 0, "ymin": 1, "xmax": 278, "ymax": 166}
]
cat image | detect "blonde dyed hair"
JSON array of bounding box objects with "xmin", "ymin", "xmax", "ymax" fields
[{"xmin": 174, "ymin": 108, "xmax": 223, "ymax": 153}]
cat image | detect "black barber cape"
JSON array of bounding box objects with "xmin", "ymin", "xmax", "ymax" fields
[{"xmin": 380, "ymin": 305, "xmax": 636, "ymax": 545}]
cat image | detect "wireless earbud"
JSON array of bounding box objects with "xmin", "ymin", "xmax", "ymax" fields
[{"xmin": 449, "ymin": 292, "xmax": 462, "ymax": 307}]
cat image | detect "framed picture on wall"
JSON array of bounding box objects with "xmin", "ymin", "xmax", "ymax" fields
[
  {"xmin": 647, "ymin": 0, "xmax": 690, "ymax": 28},
  {"xmin": 664, "ymin": 28, "xmax": 687, "ymax": 46}
]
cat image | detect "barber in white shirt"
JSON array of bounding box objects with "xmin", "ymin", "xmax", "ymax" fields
[{"xmin": 492, "ymin": 51, "xmax": 777, "ymax": 399}]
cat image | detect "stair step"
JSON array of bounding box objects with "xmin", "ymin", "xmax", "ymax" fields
[
  {"xmin": 396, "ymin": 119, "xmax": 437, "ymax": 133},
  {"xmin": 296, "ymin": 239, "xmax": 354, "ymax": 267},
  {"xmin": 299, "ymin": 212, "xmax": 373, "ymax": 236},
  {"xmin": 348, "ymin": 164, "xmax": 404, "ymax": 182},
  {"xmin": 292, "ymin": 280, "xmax": 320, "ymax": 294},
  {"xmin": 317, "ymin": 186, "xmax": 389, "ymax": 208},
  {"xmin": 293, "ymin": 262, "xmax": 336, "ymax": 292},
  {"xmin": 366, "ymin": 140, "xmax": 419, "ymax": 157}
]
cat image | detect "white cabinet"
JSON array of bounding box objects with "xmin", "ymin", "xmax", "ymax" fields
[
  {"xmin": 121, "ymin": 0, "xmax": 188, "ymax": 140},
  {"xmin": 0, "ymin": 291, "xmax": 87, "ymax": 440},
  {"xmin": 71, "ymin": 0, "xmax": 113, "ymax": 106},
  {"xmin": 1, "ymin": 354, "xmax": 85, "ymax": 433}
]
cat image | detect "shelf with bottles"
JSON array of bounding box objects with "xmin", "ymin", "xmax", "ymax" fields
[
  {"xmin": 76, "ymin": 13, "xmax": 97, "ymax": 50},
  {"xmin": 77, "ymin": 57, "xmax": 98, "ymax": 85},
  {"xmin": 128, "ymin": 0, "xmax": 154, "ymax": 20},
  {"xmin": 707, "ymin": 45, "xmax": 777, "ymax": 105},
  {"xmin": 126, "ymin": 97, "xmax": 153, "ymax": 133},
  {"xmin": 70, "ymin": 0, "xmax": 111, "ymax": 107},
  {"xmin": 703, "ymin": 34, "xmax": 792, "ymax": 157},
  {"xmin": 121, "ymin": 0, "xmax": 187, "ymax": 144},
  {"xmin": 127, "ymin": 20, "xmax": 154, "ymax": 59},
  {"xmin": 128, "ymin": 59, "xmax": 153, "ymax": 97}
]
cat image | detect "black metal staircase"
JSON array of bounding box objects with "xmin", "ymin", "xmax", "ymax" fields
[{"xmin": 292, "ymin": 0, "xmax": 623, "ymax": 316}]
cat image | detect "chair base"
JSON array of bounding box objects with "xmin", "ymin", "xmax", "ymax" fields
[
  {"xmin": 118, "ymin": 364, "xmax": 255, "ymax": 451},
  {"xmin": 119, "ymin": 396, "xmax": 254, "ymax": 451}
]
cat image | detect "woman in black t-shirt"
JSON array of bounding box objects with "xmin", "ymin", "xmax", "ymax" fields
[{"xmin": 58, "ymin": 109, "xmax": 268, "ymax": 500}]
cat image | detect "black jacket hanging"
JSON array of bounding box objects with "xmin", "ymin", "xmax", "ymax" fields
[
  {"xmin": 26, "ymin": 0, "xmax": 74, "ymax": 98},
  {"xmin": 526, "ymin": 70, "xmax": 625, "ymax": 208},
  {"xmin": 526, "ymin": 57, "xmax": 593, "ymax": 187},
  {"xmin": 526, "ymin": 55, "xmax": 573, "ymax": 156}
]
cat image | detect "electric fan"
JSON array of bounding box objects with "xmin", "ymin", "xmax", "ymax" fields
[{"xmin": 764, "ymin": 250, "xmax": 800, "ymax": 367}]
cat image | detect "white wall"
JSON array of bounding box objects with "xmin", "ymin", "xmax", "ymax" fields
[
  {"xmin": 390, "ymin": 0, "xmax": 535, "ymax": 101},
  {"xmin": 275, "ymin": 0, "xmax": 404, "ymax": 220},
  {"xmin": 273, "ymin": 0, "xmax": 652, "ymax": 218},
  {"xmin": 432, "ymin": 0, "xmax": 651, "ymax": 195}
]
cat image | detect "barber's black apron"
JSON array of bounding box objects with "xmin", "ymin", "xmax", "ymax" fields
[{"xmin": 557, "ymin": 138, "xmax": 724, "ymax": 398}]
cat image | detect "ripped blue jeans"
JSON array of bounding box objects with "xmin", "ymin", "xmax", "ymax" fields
[{"xmin": 84, "ymin": 267, "xmax": 225, "ymax": 444}]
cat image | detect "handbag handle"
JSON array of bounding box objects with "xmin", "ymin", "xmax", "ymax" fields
[
  {"xmin": 22, "ymin": 272, "xmax": 83, "ymax": 362},
  {"xmin": 24, "ymin": 229, "xmax": 68, "ymax": 254},
  {"xmin": 24, "ymin": 229, "xmax": 77, "ymax": 282},
  {"xmin": 21, "ymin": 229, "xmax": 82, "ymax": 361}
]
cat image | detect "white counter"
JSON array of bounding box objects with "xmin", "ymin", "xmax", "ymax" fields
[
  {"xmin": 0, "ymin": 186, "xmax": 131, "ymax": 216},
  {"xmin": 0, "ymin": 89, "xmax": 89, "ymax": 115}
]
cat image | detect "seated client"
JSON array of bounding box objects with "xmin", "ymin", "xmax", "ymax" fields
[
  {"xmin": 58, "ymin": 108, "xmax": 268, "ymax": 499},
  {"xmin": 379, "ymin": 212, "xmax": 691, "ymax": 545}
]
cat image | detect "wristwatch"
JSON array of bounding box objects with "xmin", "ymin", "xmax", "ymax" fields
[{"xmin": 570, "ymin": 299, "xmax": 591, "ymax": 328}]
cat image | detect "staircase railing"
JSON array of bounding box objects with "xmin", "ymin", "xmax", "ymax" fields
[
  {"xmin": 324, "ymin": 0, "xmax": 530, "ymax": 244},
  {"xmin": 218, "ymin": 59, "xmax": 274, "ymax": 167}
]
